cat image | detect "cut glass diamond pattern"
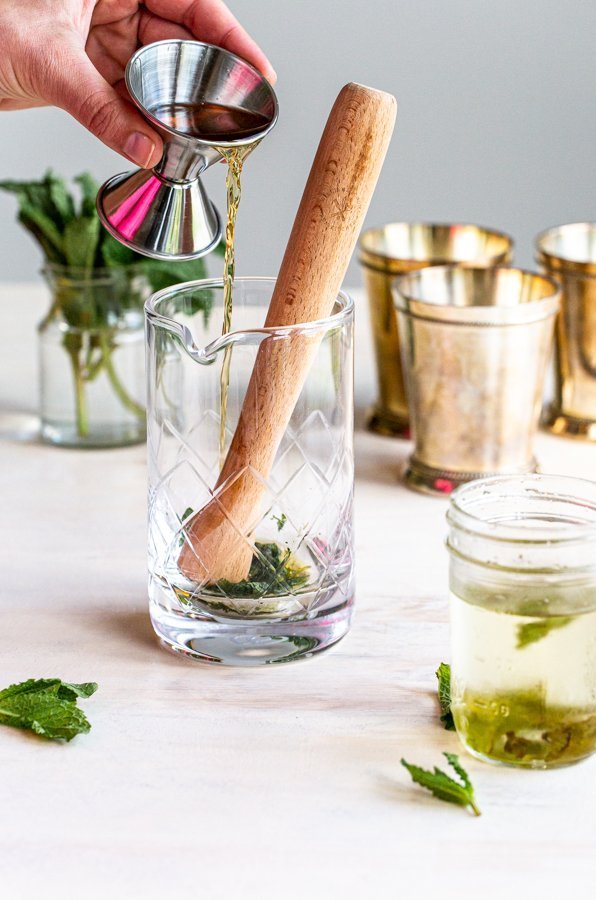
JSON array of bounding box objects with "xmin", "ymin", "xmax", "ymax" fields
[{"xmin": 149, "ymin": 396, "xmax": 353, "ymax": 618}]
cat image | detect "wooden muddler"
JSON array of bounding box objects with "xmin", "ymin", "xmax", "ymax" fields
[{"xmin": 179, "ymin": 82, "xmax": 397, "ymax": 583}]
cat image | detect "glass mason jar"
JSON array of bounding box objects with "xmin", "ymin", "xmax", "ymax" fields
[
  {"xmin": 145, "ymin": 277, "xmax": 355, "ymax": 666},
  {"xmin": 447, "ymin": 474, "xmax": 596, "ymax": 769},
  {"xmin": 40, "ymin": 264, "xmax": 147, "ymax": 447}
]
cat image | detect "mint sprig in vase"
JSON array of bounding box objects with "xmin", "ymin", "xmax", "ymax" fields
[{"xmin": 0, "ymin": 171, "xmax": 219, "ymax": 448}]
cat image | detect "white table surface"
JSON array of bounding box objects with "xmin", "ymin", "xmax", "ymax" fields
[{"xmin": 0, "ymin": 284, "xmax": 595, "ymax": 899}]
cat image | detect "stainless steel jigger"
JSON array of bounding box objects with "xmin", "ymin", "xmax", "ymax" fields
[{"xmin": 97, "ymin": 40, "xmax": 278, "ymax": 260}]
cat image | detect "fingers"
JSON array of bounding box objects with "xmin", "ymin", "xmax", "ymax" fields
[
  {"xmin": 145, "ymin": 0, "xmax": 276, "ymax": 83},
  {"xmin": 47, "ymin": 50, "xmax": 163, "ymax": 168},
  {"xmin": 0, "ymin": 98, "xmax": 48, "ymax": 111},
  {"xmin": 138, "ymin": 10, "xmax": 194, "ymax": 45}
]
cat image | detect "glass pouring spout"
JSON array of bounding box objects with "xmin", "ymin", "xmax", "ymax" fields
[
  {"xmin": 97, "ymin": 40, "xmax": 278, "ymax": 260},
  {"xmin": 145, "ymin": 292, "xmax": 266, "ymax": 367}
]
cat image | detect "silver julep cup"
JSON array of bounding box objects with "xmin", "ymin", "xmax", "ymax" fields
[
  {"xmin": 393, "ymin": 266, "xmax": 560, "ymax": 495},
  {"xmin": 536, "ymin": 223, "xmax": 596, "ymax": 440}
]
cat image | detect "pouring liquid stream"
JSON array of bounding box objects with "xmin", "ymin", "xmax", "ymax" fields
[
  {"xmin": 155, "ymin": 100, "xmax": 264, "ymax": 467},
  {"xmin": 216, "ymin": 143, "xmax": 258, "ymax": 466}
]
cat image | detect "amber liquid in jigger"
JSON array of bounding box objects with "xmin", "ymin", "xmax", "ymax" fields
[{"xmin": 153, "ymin": 101, "xmax": 271, "ymax": 141}]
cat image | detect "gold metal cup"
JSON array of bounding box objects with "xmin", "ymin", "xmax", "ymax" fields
[
  {"xmin": 358, "ymin": 223, "xmax": 513, "ymax": 437},
  {"xmin": 536, "ymin": 223, "xmax": 596, "ymax": 440},
  {"xmin": 393, "ymin": 266, "xmax": 560, "ymax": 495}
]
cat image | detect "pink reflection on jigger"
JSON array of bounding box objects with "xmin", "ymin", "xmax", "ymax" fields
[{"xmin": 108, "ymin": 176, "xmax": 161, "ymax": 240}]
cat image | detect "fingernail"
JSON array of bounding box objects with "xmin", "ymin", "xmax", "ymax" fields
[{"xmin": 124, "ymin": 132, "xmax": 156, "ymax": 168}]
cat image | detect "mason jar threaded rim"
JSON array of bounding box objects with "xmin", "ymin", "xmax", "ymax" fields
[{"xmin": 447, "ymin": 474, "xmax": 596, "ymax": 575}]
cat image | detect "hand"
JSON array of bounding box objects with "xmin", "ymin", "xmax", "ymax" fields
[{"xmin": 0, "ymin": 0, "xmax": 275, "ymax": 167}]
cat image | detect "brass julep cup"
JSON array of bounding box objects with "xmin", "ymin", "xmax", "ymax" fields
[
  {"xmin": 536, "ymin": 223, "xmax": 596, "ymax": 440},
  {"xmin": 393, "ymin": 266, "xmax": 560, "ymax": 495},
  {"xmin": 358, "ymin": 223, "xmax": 513, "ymax": 436}
]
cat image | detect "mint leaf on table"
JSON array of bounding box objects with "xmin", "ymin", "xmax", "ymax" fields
[
  {"xmin": 436, "ymin": 662, "xmax": 455, "ymax": 731},
  {"xmin": 401, "ymin": 752, "xmax": 481, "ymax": 817},
  {"xmin": 0, "ymin": 678, "xmax": 98, "ymax": 742},
  {"xmin": 58, "ymin": 682, "xmax": 98, "ymax": 700}
]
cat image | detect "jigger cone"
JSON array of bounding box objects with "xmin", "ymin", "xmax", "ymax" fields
[{"xmin": 97, "ymin": 40, "xmax": 278, "ymax": 260}]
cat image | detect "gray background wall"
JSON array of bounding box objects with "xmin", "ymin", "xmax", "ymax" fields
[{"xmin": 0, "ymin": 0, "xmax": 594, "ymax": 283}]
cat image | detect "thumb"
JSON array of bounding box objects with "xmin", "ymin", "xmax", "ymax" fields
[{"xmin": 49, "ymin": 51, "xmax": 163, "ymax": 168}]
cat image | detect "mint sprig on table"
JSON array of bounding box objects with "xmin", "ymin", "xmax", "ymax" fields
[
  {"xmin": 401, "ymin": 753, "xmax": 481, "ymax": 817},
  {"xmin": 0, "ymin": 678, "xmax": 97, "ymax": 742},
  {"xmin": 401, "ymin": 663, "xmax": 481, "ymax": 816}
]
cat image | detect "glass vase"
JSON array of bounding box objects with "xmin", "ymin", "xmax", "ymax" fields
[
  {"xmin": 39, "ymin": 265, "xmax": 147, "ymax": 447},
  {"xmin": 145, "ymin": 277, "xmax": 355, "ymax": 665}
]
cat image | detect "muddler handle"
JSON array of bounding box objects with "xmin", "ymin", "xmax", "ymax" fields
[{"xmin": 179, "ymin": 82, "xmax": 397, "ymax": 582}]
